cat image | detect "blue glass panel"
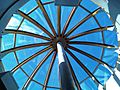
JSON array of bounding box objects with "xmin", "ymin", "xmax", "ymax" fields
[
  {"xmin": 19, "ymin": 19, "xmax": 47, "ymax": 36},
  {"xmin": 29, "ymin": 8, "xmax": 52, "ymax": 36},
  {"xmin": 6, "ymin": 14, "xmax": 23, "ymax": 29},
  {"xmin": 69, "ymin": 17, "xmax": 99, "ymax": 37},
  {"xmin": 27, "ymin": 81, "xmax": 42, "ymax": 90},
  {"xmin": 19, "ymin": 0, "xmax": 37, "ymax": 14},
  {"xmin": 44, "ymin": 3, "xmax": 57, "ymax": 33},
  {"xmin": 47, "ymin": 88, "xmax": 59, "ymax": 90},
  {"xmin": 94, "ymin": 65, "xmax": 111, "ymax": 85},
  {"xmin": 103, "ymin": 30, "xmax": 118, "ymax": 47},
  {"xmin": 66, "ymin": 50, "xmax": 89, "ymax": 82},
  {"xmin": 16, "ymin": 34, "xmax": 44, "ymax": 47},
  {"xmin": 13, "ymin": 69, "xmax": 28, "ymax": 90},
  {"xmin": 48, "ymin": 56, "xmax": 60, "ymax": 88},
  {"xmin": 16, "ymin": 46, "xmax": 46, "ymax": 63},
  {"xmin": 71, "ymin": 32, "xmax": 103, "ymax": 44},
  {"xmin": 41, "ymin": 0, "xmax": 53, "ymax": 3},
  {"xmin": 61, "ymin": 6, "xmax": 72, "ymax": 31},
  {"xmin": 68, "ymin": 49, "xmax": 99, "ymax": 72},
  {"xmin": 103, "ymin": 48, "xmax": 118, "ymax": 67},
  {"xmin": 33, "ymin": 51, "xmax": 53, "ymax": 84},
  {"xmin": 71, "ymin": 44, "xmax": 103, "ymax": 59},
  {"xmin": 66, "ymin": 6, "xmax": 89, "ymax": 34},
  {"xmin": 21, "ymin": 49, "xmax": 49, "ymax": 76},
  {"xmin": 95, "ymin": 10, "xmax": 113, "ymax": 27},
  {"xmin": 1, "ymin": 34, "xmax": 14, "ymax": 51},
  {"xmin": 80, "ymin": 0, "xmax": 99, "ymax": 12},
  {"xmin": 2, "ymin": 52, "xmax": 17, "ymax": 71},
  {"xmin": 81, "ymin": 78, "xmax": 98, "ymax": 90}
]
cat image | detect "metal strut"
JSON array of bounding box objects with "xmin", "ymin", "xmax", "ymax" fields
[{"xmin": 57, "ymin": 42, "xmax": 76, "ymax": 90}]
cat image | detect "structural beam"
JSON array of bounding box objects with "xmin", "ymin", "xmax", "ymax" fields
[
  {"xmin": 68, "ymin": 41, "xmax": 116, "ymax": 48},
  {"xmin": 57, "ymin": 43, "xmax": 76, "ymax": 90},
  {"xmin": 57, "ymin": 6, "xmax": 61, "ymax": 37}
]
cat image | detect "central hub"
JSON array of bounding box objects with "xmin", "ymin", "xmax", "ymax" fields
[{"xmin": 51, "ymin": 36, "xmax": 67, "ymax": 49}]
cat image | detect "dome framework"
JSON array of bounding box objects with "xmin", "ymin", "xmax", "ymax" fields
[{"xmin": 1, "ymin": 0, "xmax": 118, "ymax": 90}]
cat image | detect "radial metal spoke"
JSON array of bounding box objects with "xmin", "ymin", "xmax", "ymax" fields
[
  {"xmin": 68, "ymin": 41, "xmax": 116, "ymax": 48},
  {"xmin": 1, "ymin": 42, "xmax": 51, "ymax": 58},
  {"xmin": 57, "ymin": 6, "xmax": 61, "ymax": 37},
  {"xmin": 65, "ymin": 53, "xmax": 81, "ymax": 90},
  {"xmin": 62, "ymin": 7, "xmax": 77, "ymax": 36},
  {"xmin": 11, "ymin": 46, "xmax": 52, "ymax": 73},
  {"xmin": 69, "ymin": 25, "xmax": 114, "ymax": 40},
  {"xmin": 27, "ymin": 6, "xmax": 39, "ymax": 15},
  {"xmin": 65, "ymin": 48, "xmax": 101, "ymax": 85},
  {"xmin": 65, "ymin": 8, "xmax": 101, "ymax": 37},
  {"xmin": 22, "ymin": 49, "xmax": 54, "ymax": 90},
  {"xmin": 37, "ymin": 0, "xmax": 57, "ymax": 36},
  {"xmin": 67, "ymin": 45, "xmax": 114, "ymax": 68},
  {"xmin": 3, "ymin": 29, "xmax": 51, "ymax": 41},
  {"xmin": 79, "ymin": 5, "xmax": 90, "ymax": 13},
  {"xmin": 18, "ymin": 10, "xmax": 54, "ymax": 38},
  {"xmin": 43, "ymin": 51, "xmax": 57, "ymax": 90}
]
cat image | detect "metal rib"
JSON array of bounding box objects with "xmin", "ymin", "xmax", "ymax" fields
[
  {"xmin": 68, "ymin": 41, "xmax": 115, "ymax": 48},
  {"xmin": 37, "ymin": 0, "xmax": 56, "ymax": 36},
  {"xmin": 14, "ymin": 43, "xmax": 50, "ymax": 55},
  {"xmin": 1, "ymin": 42, "xmax": 50, "ymax": 58},
  {"xmin": 62, "ymin": 7, "xmax": 77, "ymax": 36},
  {"xmin": 57, "ymin": 6, "xmax": 61, "ymax": 37},
  {"xmin": 79, "ymin": 5, "xmax": 91, "ymax": 13},
  {"xmin": 18, "ymin": 10, "xmax": 54, "ymax": 38},
  {"xmin": 43, "ymin": 51, "xmax": 57, "ymax": 90},
  {"xmin": 65, "ymin": 53, "xmax": 81, "ymax": 90},
  {"xmin": 13, "ymin": 18, "xmax": 24, "ymax": 47},
  {"xmin": 22, "ymin": 49, "xmax": 54, "ymax": 90},
  {"xmin": 11, "ymin": 46, "xmax": 51, "ymax": 73},
  {"xmin": 28, "ymin": 0, "xmax": 55, "ymax": 14},
  {"xmin": 67, "ymin": 45, "xmax": 114, "ymax": 68},
  {"xmin": 27, "ymin": 6, "xmax": 39, "ymax": 15},
  {"xmin": 65, "ymin": 48, "xmax": 101, "ymax": 85},
  {"xmin": 69, "ymin": 25, "xmax": 114, "ymax": 40},
  {"xmin": 3, "ymin": 29, "xmax": 51, "ymax": 41},
  {"xmin": 65, "ymin": 8, "xmax": 101, "ymax": 37}
]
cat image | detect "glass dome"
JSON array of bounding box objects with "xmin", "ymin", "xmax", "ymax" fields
[{"xmin": 1, "ymin": 0, "xmax": 118, "ymax": 90}]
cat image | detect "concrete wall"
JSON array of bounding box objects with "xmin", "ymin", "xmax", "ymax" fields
[{"xmin": 0, "ymin": 0, "xmax": 29, "ymax": 33}]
